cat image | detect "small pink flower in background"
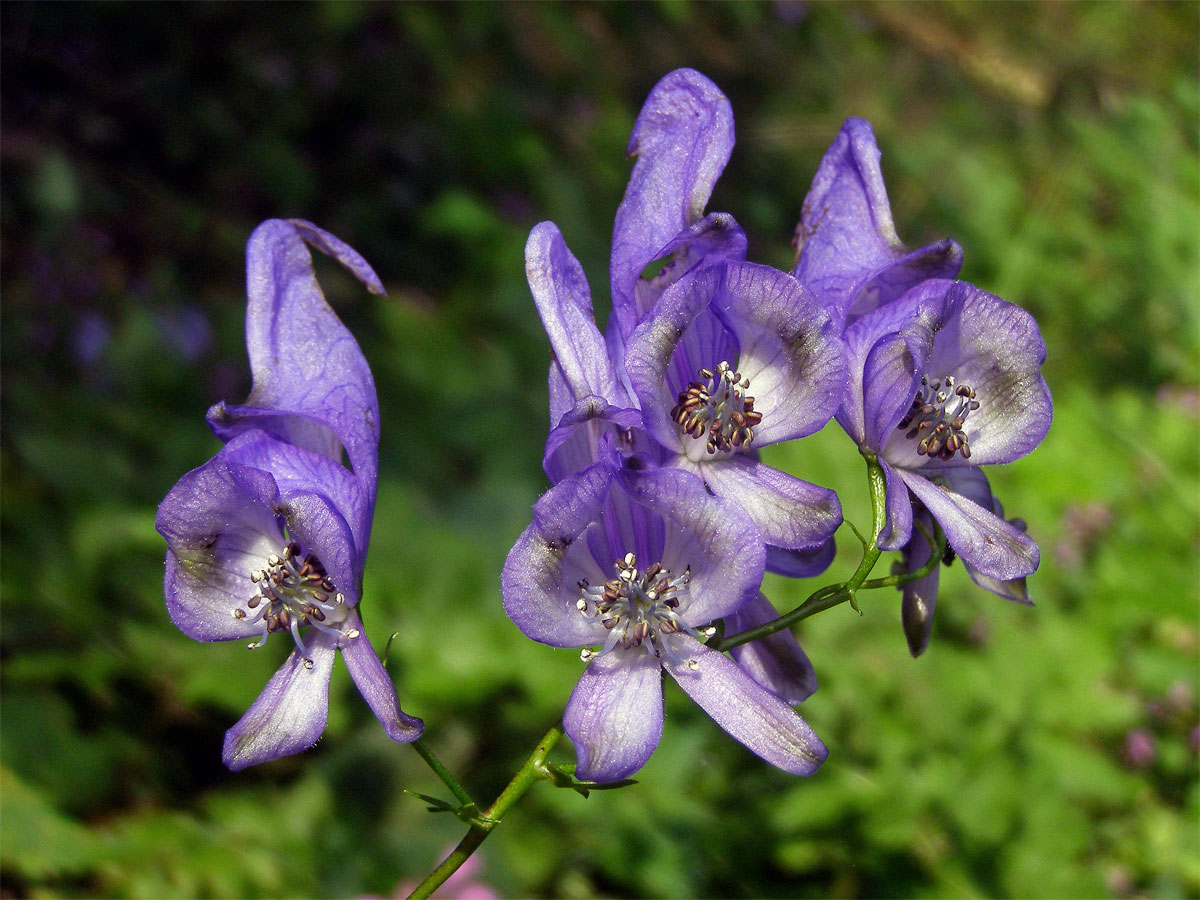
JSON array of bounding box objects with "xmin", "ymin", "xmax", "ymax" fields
[
  {"xmin": 392, "ymin": 846, "xmax": 498, "ymax": 900},
  {"xmin": 1123, "ymin": 728, "xmax": 1156, "ymax": 768}
]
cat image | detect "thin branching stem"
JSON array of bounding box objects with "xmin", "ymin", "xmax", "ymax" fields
[{"xmin": 406, "ymin": 725, "xmax": 564, "ymax": 900}]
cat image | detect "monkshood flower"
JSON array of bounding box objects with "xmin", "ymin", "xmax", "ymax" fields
[
  {"xmin": 839, "ymin": 277, "xmax": 1052, "ymax": 601},
  {"xmin": 527, "ymin": 221, "xmax": 819, "ymax": 703},
  {"xmin": 502, "ymin": 439, "xmax": 827, "ymax": 781},
  {"xmin": 624, "ymin": 261, "xmax": 848, "ymax": 563},
  {"xmin": 793, "ymin": 118, "xmax": 964, "ymax": 330},
  {"xmin": 156, "ymin": 220, "xmax": 422, "ymax": 770},
  {"xmin": 595, "ymin": 69, "xmax": 850, "ymax": 569}
]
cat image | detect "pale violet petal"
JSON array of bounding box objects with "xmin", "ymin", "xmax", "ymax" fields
[
  {"xmin": 726, "ymin": 592, "xmax": 818, "ymax": 703},
  {"xmin": 222, "ymin": 635, "xmax": 338, "ymax": 771},
  {"xmin": 340, "ymin": 617, "xmax": 424, "ymax": 743},
  {"xmin": 564, "ymin": 648, "xmax": 664, "ymax": 783},
  {"xmin": 662, "ymin": 634, "xmax": 827, "ymax": 775},
  {"xmin": 899, "ymin": 469, "xmax": 1039, "ymax": 580},
  {"xmin": 680, "ymin": 454, "xmax": 841, "ymax": 552}
]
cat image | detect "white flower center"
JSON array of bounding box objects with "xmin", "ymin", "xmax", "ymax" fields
[
  {"xmin": 671, "ymin": 361, "xmax": 761, "ymax": 457},
  {"xmin": 576, "ymin": 552, "xmax": 709, "ymax": 668},
  {"xmin": 233, "ymin": 540, "xmax": 359, "ymax": 668},
  {"xmin": 897, "ymin": 374, "xmax": 980, "ymax": 461}
]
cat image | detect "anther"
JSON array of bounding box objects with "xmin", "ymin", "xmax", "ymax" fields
[{"xmin": 898, "ymin": 373, "xmax": 979, "ymax": 461}]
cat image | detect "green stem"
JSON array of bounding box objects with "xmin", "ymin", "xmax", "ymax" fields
[
  {"xmin": 406, "ymin": 724, "xmax": 564, "ymax": 900},
  {"xmin": 717, "ymin": 455, "xmax": 889, "ymax": 652},
  {"xmin": 410, "ymin": 738, "xmax": 475, "ymax": 809}
]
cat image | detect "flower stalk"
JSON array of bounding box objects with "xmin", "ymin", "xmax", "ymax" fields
[
  {"xmin": 406, "ymin": 725, "xmax": 565, "ymax": 900},
  {"xmin": 718, "ymin": 456, "xmax": 941, "ymax": 652}
]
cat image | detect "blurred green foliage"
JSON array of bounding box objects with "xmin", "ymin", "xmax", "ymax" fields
[{"xmin": 2, "ymin": 2, "xmax": 1197, "ymax": 898}]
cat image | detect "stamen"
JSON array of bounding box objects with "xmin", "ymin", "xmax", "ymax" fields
[
  {"xmin": 670, "ymin": 361, "xmax": 760, "ymax": 455},
  {"xmin": 235, "ymin": 540, "xmax": 357, "ymax": 656},
  {"xmin": 576, "ymin": 551, "xmax": 707, "ymax": 663},
  {"xmin": 897, "ymin": 374, "xmax": 979, "ymax": 460}
]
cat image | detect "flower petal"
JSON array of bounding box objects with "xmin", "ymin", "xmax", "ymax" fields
[
  {"xmin": 526, "ymin": 222, "xmax": 625, "ymax": 424},
  {"xmin": 340, "ymin": 616, "xmax": 424, "ymax": 743},
  {"xmin": 899, "ymin": 468, "xmax": 1039, "ymax": 580},
  {"xmin": 542, "ymin": 400, "xmax": 647, "ymax": 485},
  {"xmin": 614, "ymin": 458, "xmax": 765, "ymax": 625},
  {"xmin": 219, "ymin": 430, "xmax": 369, "ymax": 575},
  {"xmin": 919, "ymin": 282, "xmax": 1051, "ymax": 467},
  {"xmin": 680, "ymin": 454, "xmax": 842, "ymax": 552},
  {"xmin": 207, "ymin": 219, "xmax": 381, "ymax": 512},
  {"xmin": 839, "ymin": 279, "xmax": 950, "ymax": 451},
  {"xmin": 502, "ymin": 463, "xmax": 615, "ymax": 647},
  {"xmin": 564, "ymin": 647, "xmax": 664, "ymax": 783},
  {"xmin": 765, "ymin": 538, "xmax": 836, "ymax": 579},
  {"xmin": 726, "ymin": 592, "xmax": 818, "ymax": 703},
  {"xmin": 156, "ymin": 455, "xmax": 284, "ymax": 642},
  {"xmin": 662, "ymin": 634, "xmax": 827, "ymax": 775},
  {"xmin": 625, "ymin": 266, "xmax": 722, "ymax": 453},
  {"xmin": 611, "ymin": 69, "xmax": 735, "ymax": 338},
  {"xmin": 631, "ymin": 212, "xmax": 747, "ymax": 325},
  {"xmin": 877, "ymin": 459, "xmax": 915, "ymax": 552},
  {"xmin": 793, "ymin": 118, "xmax": 960, "ymax": 325},
  {"xmin": 941, "ymin": 468, "xmax": 1034, "ymax": 605},
  {"xmin": 222, "ymin": 635, "xmax": 337, "ymax": 771},
  {"xmin": 715, "ymin": 262, "xmax": 847, "ymax": 445}
]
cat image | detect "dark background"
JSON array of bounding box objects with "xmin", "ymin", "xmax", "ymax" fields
[{"xmin": 2, "ymin": 3, "xmax": 1197, "ymax": 897}]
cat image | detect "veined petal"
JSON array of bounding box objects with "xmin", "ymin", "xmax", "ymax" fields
[
  {"xmin": 841, "ymin": 280, "xmax": 949, "ymax": 451},
  {"xmin": 941, "ymin": 468, "xmax": 1034, "ymax": 605},
  {"xmin": 207, "ymin": 219, "xmax": 381, "ymax": 516},
  {"xmin": 680, "ymin": 454, "xmax": 842, "ymax": 552},
  {"xmin": 502, "ymin": 464, "xmax": 615, "ymax": 647},
  {"xmin": 843, "ymin": 239, "xmax": 963, "ymax": 324},
  {"xmin": 156, "ymin": 455, "xmax": 284, "ymax": 642},
  {"xmin": 726, "ymin": 592, "xmax": 818, "ymax": 703},
  {"xmin": 340, "ymin": 617, "xmax": 424, "ymax": 743},
  {"xmin": 662, "ymin": 634, "xmax": 827, "ymax": 775},
  {"xmin": 611, "ymin": 69, "xmax": 734, "ymax": 338},
  {"xmin": 222, "ymin": 635, "xmax": 337, "ymax": 771},
  {"xmin": 614, "ymin": 459, "xmax": 765, "ymax": 625},
  {"xmin": 877, "ymin": 459, "xmax": 914, "ymax": 551},
  {"xmin": 917, "ymin": 283, "xmax": 1051, "ymax": 467},
  {"xmin": 625, "ymin": 266, "xmax": 723, "ymax": 453},
  {"xmin": 526, "ymin": 222, "xmax": 625, "ymax": 423},
  {"xmin": 631, "ymin": 213, "xmax": 747, "ymax": 325},
  {"xmin": 900, "ymin": 468, "xmax": 1039, "ymax": 580},
  {"xmin": 715, "ymin": 262, "xmax": 847, "ymax": 445},
  {"xmin": 793, "ymin": 118, "xmax": 960, "ymax": 325},
  {"xmin": 542, "ymin": 400, "xmax": 647, "ymax": 484},
  {"xmin": 275, "ymin": 487, "xmax": 361, "ymax": 607},
  {"xmin": 219, "ymin": 430, "xmax": 369, "ymax": 573},
  {"xmin": 564, "ymin": 648, "xmax": 664, "ymax": 783}
]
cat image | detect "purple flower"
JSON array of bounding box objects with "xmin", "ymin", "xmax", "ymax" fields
[
  {"xmin": 603, "ymin": 69, "xmax": 850, "ymax": 567},
  {"xmin": 840, "ymin": 278, "xmax": 1052, "ymax": 598},
  {"xmin": 523, "ymin": 70, "xmax": 828, "ymax": 707},
  {"xmin": 156, "ymin": 220, "xmax": 422, "ymax": 770},
  {"xmin": 624, "ymin": 260, "xmax": 848, "ymax": 560},
  {"xmin": 793, "ymin": 118, "xmax": 963, "ymax": 329},
  {"xmin": 502, "ymin": 443, "xmax": 826, "ymax": 782}
]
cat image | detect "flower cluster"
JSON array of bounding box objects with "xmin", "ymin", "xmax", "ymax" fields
[
  {"xmin": 156, "ymin": 220, "xmax": 422, "ymax": 770},
  {"xmin": 503, "ymin": 69, "xmax": 1051, "ymax": 780}
]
